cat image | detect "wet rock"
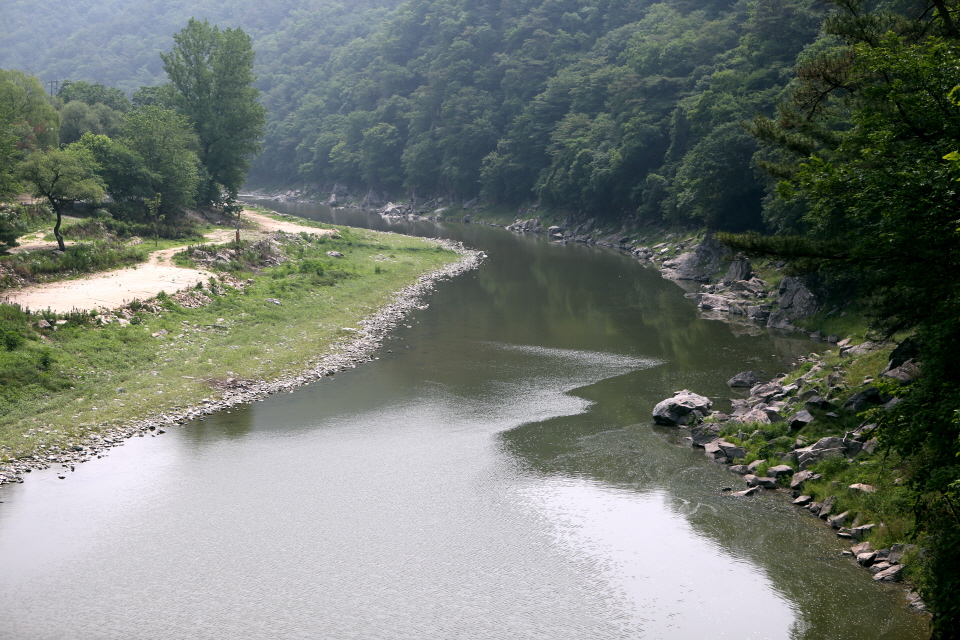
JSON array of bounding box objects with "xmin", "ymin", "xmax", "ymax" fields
[
  {"xmin": 727, "ymin": 371, "xmax": 760, "ymax": 388},
  {"xmin": 689, "ymin": 423, "xmax": 721, "ymax": 446},
  {"xmin": 731, "ymin": 486, "xmax": 762, "ymax": 497},
  {"xmin": 745, "ymin": 474, "xmax": 778, "ymax": 489},
  {"xmin": 652, "ymin": 390, "xmax": 713, "ymax": 426}
]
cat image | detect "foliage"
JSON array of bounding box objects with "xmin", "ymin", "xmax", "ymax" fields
[
  {"xmin": 15, "ymin": 147, "xmax": 106, "ymax": 251},
  {"xmin": 0, "ymin": 69, "xmax": 61, "ymax": 200},
  {"xmin": 161, "ymin": 18, "xmax": 267, "ymax": 205}
]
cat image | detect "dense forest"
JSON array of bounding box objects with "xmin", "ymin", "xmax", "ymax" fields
[{"xmin": 3, "ymin": 0, "xmax": 960, "ymax": 636}]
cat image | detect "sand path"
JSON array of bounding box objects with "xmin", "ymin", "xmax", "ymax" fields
[{"xmin": 2, "ymin": 210, "xmax": 334, "ymax": 313}]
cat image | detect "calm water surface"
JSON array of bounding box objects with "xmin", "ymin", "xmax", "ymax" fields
[{"xmin": 0, "ymin": 204, "xmax": 929, "ymax": 639}]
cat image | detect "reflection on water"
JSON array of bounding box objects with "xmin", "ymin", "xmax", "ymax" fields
[{"xmin": 0, "ymin": 203, "xmax": 929, "ymax": 639}]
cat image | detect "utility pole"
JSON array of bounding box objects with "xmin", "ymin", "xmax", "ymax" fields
[{"xmin": 45, "ymin": 79, "xmax": 68, "ymax": 98}]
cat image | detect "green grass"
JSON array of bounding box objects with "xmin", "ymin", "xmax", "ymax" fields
[{"xmin": 0, "ymin": 225, "xmax": 460, "ymax": 462}]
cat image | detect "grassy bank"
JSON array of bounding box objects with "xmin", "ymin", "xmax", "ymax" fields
[{"xmin": 0, "ymin": 222, "xmax": 459, "ymax": 463}]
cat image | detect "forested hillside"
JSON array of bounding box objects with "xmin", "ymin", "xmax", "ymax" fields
[{"xmin": 253, "ymin": 0, "xmax": 822, "ymax": 233}]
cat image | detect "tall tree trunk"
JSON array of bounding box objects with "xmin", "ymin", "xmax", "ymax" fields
[{"xmin": 52, "ymin": 203, "xmax": 65, "ymax": 252}]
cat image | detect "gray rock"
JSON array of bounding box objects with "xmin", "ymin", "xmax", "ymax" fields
[
  {"xmin": 818, "ymin": 495, "xmax": 835, "ymax": 518},
  {"xmin": 717, "ymin": 441, "xmax": 747, "ymax": 461},
  {"xmin": 827, "ymin": 511, "xmax": 850, "ymax": 528},
  {"xmin": 842, "ymin": 387, "xmax": 885, "ymax": 412},
  {"xmin": 789, "ymin": 469, "xmax": 821, "ymax": 490},
  {"xmin": 792, "ymin": 495, "xmax": 812, "ymax": 506},
  {"xmin": 750, "ymin": 382, "xmax": 784, "ymax": 400},
  {"xmin": 744, "ymin": 475, "xmax": 778, "ymax": 489},
  {"xmin": 805, "ymin": 395, "xmax": 832, "ymax": 410},
  {"xmin": 652, "ymin": 390, "xmax": 713, "ymax": 426},
  {"xmin": 729, "ymin": 464, "xmax": 751, "ymax": 475},
  {"xmin": 727, "ymin": 371, "xmax": 760, "ymax": 388},
  {"xmin": 768, "ymin": 277, "xmax": 820, "ymax": 330},
  {"xmin": 851, "ymin": 524, "xmax": 875, "ymax": 541},
  {"xmin": 873, "ymin": 564, "xmax": 905, "ymax": 582},
  {"xmin": 732, "ymin": 486, "xmax": 762, "ymax": 497},
  {"xmin": 722, "ymin": 258, "xmax": 753, "ymax": 284},
  {"xmin": 767, "ymin": 464, "xmax": 795, "ymax": 478},
  {"xmin": 689, "ymin": 423, "xmax": 721, "ymax": 447},
  {"xmin": 661, "ymin": 234, "xmax": 730, "ymax": 282},
  {"xmin": 747, "ymin": 459, "xmax": 764, "ymax": 473},
  {"xmin": 849, "ymin": 483, "xmax": 876, "ymax": 493},
  {"xmin": 703, "ymin": 440, "xmax": 728, "ymax": 462},
  {"xmin": 735, "ymin": 407, "xmax": 772, "ymax": 425},
  {"xmin": 327, "ymin": 251, "xmax": 344, "ymax": 258},
  {"xmin": 787, "ymin": 410, "xmax": 815, "ymax": 430},
  {"xmin": 857, "ymin": 552, "xmax": 878, "ymax": 566},
  {"xmin": 850, "ymin": 541, "xmax": 873, "ymax": 555},
  {"xmin": 881, "ymin": 358, "xmax": 920, "ymax": 385}
]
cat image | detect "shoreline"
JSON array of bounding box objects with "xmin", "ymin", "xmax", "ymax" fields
[{"xmin": 0, "ymin": 239, "xmax": 483, "ymax": 485}]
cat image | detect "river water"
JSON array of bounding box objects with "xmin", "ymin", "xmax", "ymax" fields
[{"xmin": 0, "ymin": 204, "xmax": 928, "ymax": 639}]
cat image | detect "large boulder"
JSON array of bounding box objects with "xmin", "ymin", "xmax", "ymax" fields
[
  {"xmin": 721, "ymin": 258, "xmax": 753, "ymax": 284},
  {"xmin": 767, "ymin": 276, "xmax": 819, "ymax": 330},
  {"xmin": 727, "ymin": 371, "xmax": 760, "ymax": 388},
  {"xmin": 660, "ymin": 234, "xmax": 730, "ymax": 282},
  {"xmin": 750, "ymin": 382, "xmax": 784, "ymax": 401},
  {"xmin": 789, "ymin": 469, "xmax": 821, "ymax": 490},
  {"xmin": 652, "ymin": 390, "xmax": 713, "ymax": 426},
  {"xmin": 787, "ymin": 409, "xmax": 815, "ymax": 430},
  {"xmin": 735, "ymin": 407, "xmax": 772, "ymax": 425},
  {"xmin": 794, "ymin": 436, "xmax": 861, "ymax": 469},
  {"xmin": 882, "ymin": 358, "xmax": 921, "ymax": 385},
  {"xmin": 842, "ymin": 387, "xmax": 886, "ymax": 412}
]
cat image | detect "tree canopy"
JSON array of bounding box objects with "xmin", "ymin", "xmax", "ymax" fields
[{"xmin": 160, "ymin": 19, "xmax": 265, "ymax": 204}]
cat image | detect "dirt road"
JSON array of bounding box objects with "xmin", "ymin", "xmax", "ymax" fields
[{"xmin": 2, "ymin": 211, "xmax": 335, "ymax": 313}]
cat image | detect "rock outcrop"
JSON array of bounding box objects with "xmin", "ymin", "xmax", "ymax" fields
[{"xmin": 652, "ymin": 390, "xmax": 713, "ymax": 426}]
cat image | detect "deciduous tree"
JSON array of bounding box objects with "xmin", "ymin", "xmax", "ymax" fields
[{"xmin": 161, "ymin": 18, "xmax": 266, "ymax": 205}]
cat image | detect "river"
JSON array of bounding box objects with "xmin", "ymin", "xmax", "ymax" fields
[{"xmin": 0, "ymin": 203, "xmax": 929, "ymax": 639}]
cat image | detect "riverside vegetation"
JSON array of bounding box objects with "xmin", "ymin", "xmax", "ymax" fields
[{"xmin": 0, "ymin": 216, "xmax": 462, "ymax": 467}]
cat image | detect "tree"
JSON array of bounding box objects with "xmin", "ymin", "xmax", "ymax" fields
[
  {"xmin": 57, "ymin": 80, "xmax": 132, "ymax": 113},
  {"xmin": 120, "ymin": 106, "xmax": 201, "ymax": 216},
  {"xmin": 0, "ymin": 69, "xmax": 61, "ymax": 201},
  {"xmin": 161, "ymin": 18, "xmax": 266, "ymax": 205},
  {"xmin": 16, "ymin": 148, "xmax": 105, "ymax": 250}
]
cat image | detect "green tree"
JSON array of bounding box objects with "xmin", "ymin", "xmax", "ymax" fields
[
  {"xmin": 161, "ymin": 18, "xmax": 266, "ymax": 205},
  {"xmin": 57, "ymin": 80, "xmax": 132, "ymax": 113},
  {"xmin": 120, "ymin": 106, "xmax": 201, "ymax": 216},
  {"xmin": 0, "ymin": 69, "xmax": 61, "ymax": 201},
  {"xmin": 16, "ymin": 148, "xmax": 105, "ymax": 250}
]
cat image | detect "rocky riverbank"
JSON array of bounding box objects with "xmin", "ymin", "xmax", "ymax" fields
[
  {"xmin": 0, "ymin": 239, "xmax": 483, "ymax": 487},
  {"xmin": 650, "ymin": 348, "xmax": 927, "ymax": 614}
]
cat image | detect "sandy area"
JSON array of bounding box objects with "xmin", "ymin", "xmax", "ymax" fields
[{"xmin": 2, "ymin": 210, "xmax": 335, "ymax": 313}]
